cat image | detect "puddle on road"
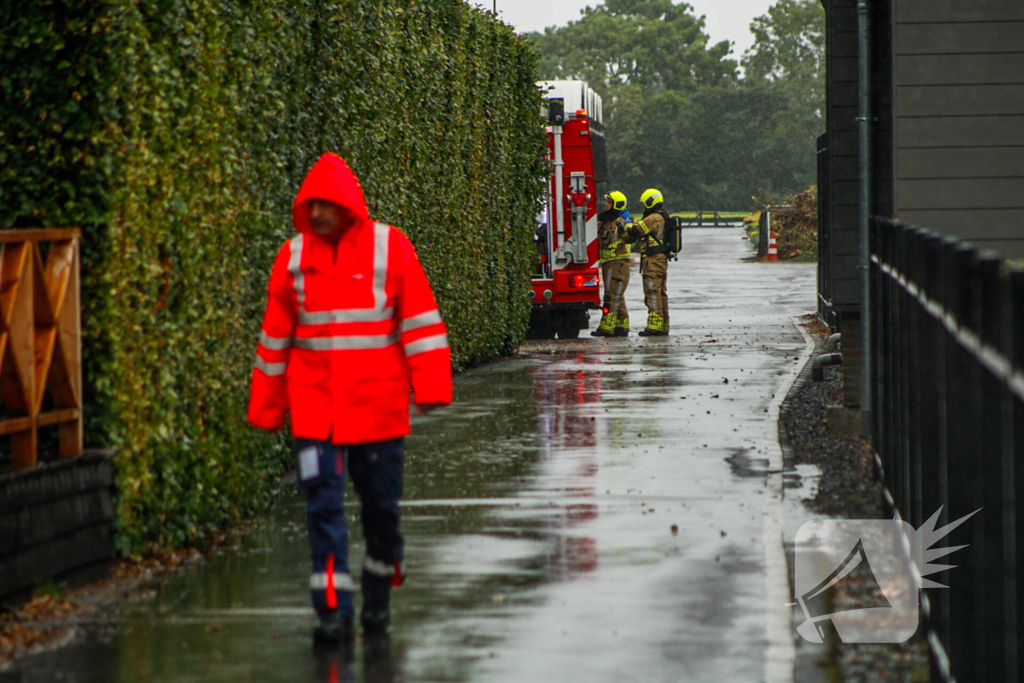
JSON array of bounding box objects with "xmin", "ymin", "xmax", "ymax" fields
[
  {"xmin": 2, "ymin": 231, "xmax": 817, "ymax": 683},
  {"xmin": 785, "ymin": 464, "xmax": 822, "ymax": 502},
  {"xmin": 724, "ymin": 448, "xmax": 771, "ymax": 479},
  {"xmin": 0, "ymin": 357, "xmax": 618, "ymax": 683}
]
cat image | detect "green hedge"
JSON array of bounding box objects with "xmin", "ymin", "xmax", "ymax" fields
[{"xmin": 0, "ymin": 0, "xmax": 547, "ymax": 552}]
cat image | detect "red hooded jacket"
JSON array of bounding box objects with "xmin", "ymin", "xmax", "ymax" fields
[{"xmin": 247, "ymin": 153, "xmax": 452, "ymax": 444}]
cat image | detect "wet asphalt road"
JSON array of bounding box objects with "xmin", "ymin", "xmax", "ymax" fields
[{"xmin": 2, "ymin": 228, "xmax": 817, "ymax": 683}]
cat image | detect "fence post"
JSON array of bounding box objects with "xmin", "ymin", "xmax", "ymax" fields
[
  {"xmin": 905, "ymin": 228, "xmax": 924, "ymax": 528},
  {"xmin": 869, "ymin": 219, "xmax": 886, "ymax": 479},
  {"xmin": 1009, "ymin": 268, "xmax": 1024, "ymax": 683},
  {"xmin": 896, "ymin": 225, "xmax": 911, "ymax": 515},
  {"xmin": 976, "ymin": 254, "xmax": 1006, "ymax": 680},
  {"xmin": 942, "ymin": 241, "xmax": 974, "ymax": 681},
  {"xmin": 882, "ymin": 220, "xmax": 897, "ymax": 494},
  {"xmin": 925, "ymin": 235, "xmax": 952, "ymax": 657}
]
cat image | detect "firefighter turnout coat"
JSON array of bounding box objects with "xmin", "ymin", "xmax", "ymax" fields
[
  {"xmin": 636, "ymin": 208, "xmax": 669, "ymax": 332},
  {"xmin": 248, "ymin": 153, "xmax": 453, "ymax": 444},
  {"xmin": 597, "ymin": 209, "xmax": 630, "ymax": 264}
]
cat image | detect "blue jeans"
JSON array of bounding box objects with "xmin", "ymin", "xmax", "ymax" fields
[{"xmin": 298, "ymin": 437, "xmax": 405, "ymax": 617}]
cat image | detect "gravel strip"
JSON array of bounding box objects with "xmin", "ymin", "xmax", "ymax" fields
[{"xmin": 782, "ymin": 327, "xmax": 930, "ymax": 683}]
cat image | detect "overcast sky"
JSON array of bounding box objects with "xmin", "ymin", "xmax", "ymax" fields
[{"xmin": 471, "ymin": 0, "xmax": 776, "ymax": 59}]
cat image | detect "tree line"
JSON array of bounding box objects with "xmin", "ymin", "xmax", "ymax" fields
[{"xmin": 529, "ymin": 0, "xmax": 825, "ymax": 212}]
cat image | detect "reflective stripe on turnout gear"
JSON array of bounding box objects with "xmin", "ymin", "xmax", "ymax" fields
[
  {"xmin": 294, "ymin": 332, "xmax": 400, "ymax": 351},
  {"xmin": 645, "ymin": 277, "xmax": 659, "ymax": 313},
  {"xmin": 400, "ymin": 309, "xmax": 443, "ymax": 333},
  {"xmin": 614, "ymin": 279, "xmax": 628, "ymax": 327},
  {"xmin": 299, "ymin": 307, "xmax": 393, "ymax": 325},
  {"xmin": 647, "ymin": 312, "xmax": 668, "ymax": 331},
  {"xmin": 404, "ymin": 333, "xmax": 449, "ymax": 357},
  {"xmin": 288, "ymin": 234, "xmax": 306, "ymax": 307},
  {"xmin": 255, "ymin": 357, "xmax": 286, "ymax": 376},
  {"xmin": 372, "ymin": 222, "xmax": 390, "ymax": 309},
  {"xmin": 310, "ymin": 571, "xmax": 355, "ymax": 591},
  {"xmin": 260, "ymin": 331, "xmax": 292, "ymax": 351},
  {"xmin": 364, "ymin": 556, "xmax": 404, "ymax": 577}
]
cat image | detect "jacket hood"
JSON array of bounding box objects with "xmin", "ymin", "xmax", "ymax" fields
[
  {"xmin": 293, "ymin": 153, "xmax": 370, "ymax": 235},
  {"xmin": 598, "ymin": 208, "xmax": 620, "ymax": 222}
]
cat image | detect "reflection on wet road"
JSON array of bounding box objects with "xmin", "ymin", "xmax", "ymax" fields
[{"xmin": 1, "ymin": 229, "xmax": 815, "ymax": 683}]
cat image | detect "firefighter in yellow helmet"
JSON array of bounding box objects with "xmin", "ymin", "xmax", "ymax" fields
[
  {"xmin": 592, "ymin": 191, "xmax": 632, "ymax": 337},
  {"xmin": 626, "ymin": 188, "xmax": 670, "ymax": 335}
]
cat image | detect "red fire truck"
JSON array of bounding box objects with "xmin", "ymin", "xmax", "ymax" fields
[{"xmin": 528, "ymin": 81, "xmax": 608, "ymax": 339}]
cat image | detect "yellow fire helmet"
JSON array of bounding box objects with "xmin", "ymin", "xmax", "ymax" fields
[
  {"xmin": 640, "ymin": 188, "xmax": 664, "ymax": 209},
  {"xmin": 606, "ymin": 191, "xmax": 627, "ymax": 211}
]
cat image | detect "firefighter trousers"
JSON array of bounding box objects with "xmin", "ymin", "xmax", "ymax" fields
[
  {"xmin": 641, "ymin": 254, "xmax": 669, "ymax": 332},
  {"xmin": 599, "ymin": 259, "xmax": 631, "ymax": 332},
  {"xmin": 298, "ymin": 437, "xmax": 405, "ymax": 617}
]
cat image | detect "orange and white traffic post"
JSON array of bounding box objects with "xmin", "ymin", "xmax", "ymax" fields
[{"xmin": 766, "ymin": 230, "xmax": 779, "ymax": 261}]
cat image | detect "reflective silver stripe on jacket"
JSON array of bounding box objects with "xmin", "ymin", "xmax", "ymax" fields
[
  {"xmin": 289, "ymin": 234, "xmax": 305, "ymax": 307},
  {"xmin": 400, "ymin": 309, "xmax": 442, "ymax": 333},
  {"xmin": 299, "ymin": 307, "xmax": 394, "ymax": 325},
  {"xmin": 373, "ymin": 222, "xmax": 389, "ymax": 309},
  {"xmin": 260, "ymin": 331, "xmax": 292, "ymax": 351},
  {"xmin": 255, "ymin": 357, "xmax": 287, "ymax": 376},
  {"xmin": 309, "ymin": 572, "xmax": 355, "ymax": 591},
  {"xmin": 404, "ymin": 333, "xmax": 449, "ymax": 357},
  {"xmin": 291, "ymin": 222, "xmax": 393, "ymax": 324},
  {"xmin": 294, "ymin": 332, "xmax": 400, "ymax": 351},
  {"xmin": 363, "ymin": 556, "xmax": 402, "ymax": 577}
]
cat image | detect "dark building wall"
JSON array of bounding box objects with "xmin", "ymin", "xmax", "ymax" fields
[
  {"xmin": 872, "ymin": 0, "xmax": 895, "ymax": 238},
  {"xmin": 821, "ymin": 0, "xmax": 1021, "ymax": 406},
  {"xmin": 892, "ymin": 0, "xmax": 1024, "ymax": 256},
  {"xmin": 822, "ymin": 0, "xmax": 1023, "ymax": 309},
  {"xmin": 825, "ymin": 0, "xmax": 861, "ymax": 313},
  {"xmin": 824, "ymin": 0, "xmax": 893, "ymax": 315},
  {"xmin": 823, "ymin": 0, "xmax": 894, "ymax": 407}
]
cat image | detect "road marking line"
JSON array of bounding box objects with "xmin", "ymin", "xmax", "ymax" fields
[{"xmin": 763, "ymin": 316, "xmax": 815, "ymax": 683}]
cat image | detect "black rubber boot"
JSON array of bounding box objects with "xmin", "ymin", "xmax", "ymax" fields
[
  {"xmin": 360, "ymin": 591, "xmax": 391, "ymax": 634},
  {"xmin": 313, "ymin": 611, "xmax": 354, "ymax": 651},
  {"xmin": 613, "ymin": 327, "xmax": 629, "ymax": 337}
]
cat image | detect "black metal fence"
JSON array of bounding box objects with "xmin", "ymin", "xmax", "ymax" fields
[{"xmin": 870, "ymin": 217, "xmax": 1023, "ymax": 683}]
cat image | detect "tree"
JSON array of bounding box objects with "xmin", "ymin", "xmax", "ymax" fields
[
  {"xmin": 607, "ymin": 84, "xmax": 818, "ymax": 209},
  {"xmin": 529, "ymin": 0, "xmax": 737, "ymax": 98},
  {"xmin": 530, "ymin": 0, "xmax": 825, "ymax": 211},
  {"xmin": 738, "ymin": 0, "xmax": 826, "ymax": 206},
  {"xmin": 742, "ymin": 0, "xmax": 826, "ymax": 107}
]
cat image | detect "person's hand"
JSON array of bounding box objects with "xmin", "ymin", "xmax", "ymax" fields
[{"xmin": 414, "ymin": 402, "xmax": 445, "ymax": 415}]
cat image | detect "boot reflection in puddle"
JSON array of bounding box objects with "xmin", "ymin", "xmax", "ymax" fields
[
  {"xmin": 362, "ymin": 633, "xmax": 400, "ymax": 683},
  {"xmin": 314, "ymin": 643, "xmax": 355, "ymax": 683}
]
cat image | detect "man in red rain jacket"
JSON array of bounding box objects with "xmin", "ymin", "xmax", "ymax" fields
[{"xmin": 248, "ymin": 152, "xmax": 452, "ymax": 647}]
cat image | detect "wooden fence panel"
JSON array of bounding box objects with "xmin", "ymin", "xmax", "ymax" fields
[{"xmin": 0, "ymin": 228, "xmax": 82, "ymax": 471}]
